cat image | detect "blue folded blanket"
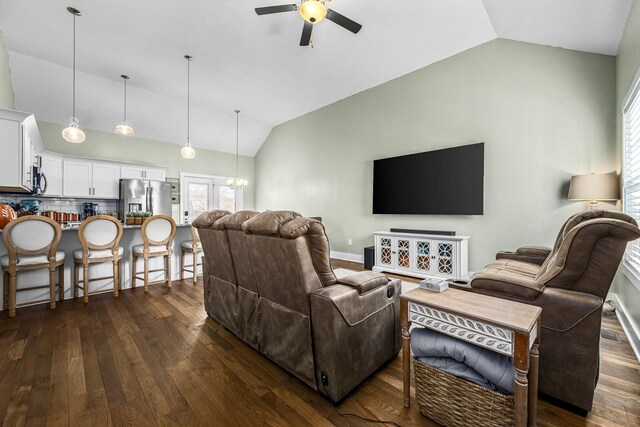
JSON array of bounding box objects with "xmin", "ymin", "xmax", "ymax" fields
[{"xmin": 411, "ymin": 328, "xmax": 515, "ymax": 394}]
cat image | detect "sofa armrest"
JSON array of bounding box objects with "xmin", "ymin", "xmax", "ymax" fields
[
  {"xmin": 496, "ymin": 246, "xmax": 551, "ymax": 265},
  {"xmin": 337, "ymin": 271, "xmax": 390, "ymax": 295},
  {"xmin": 470, "ymin": 273, "xmax": 545, "ymax": 300}
]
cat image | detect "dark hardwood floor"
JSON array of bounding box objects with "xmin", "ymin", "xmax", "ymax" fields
[{"xmin": 0, "ymin": 260, "xmax": 638, "ymax": 426}]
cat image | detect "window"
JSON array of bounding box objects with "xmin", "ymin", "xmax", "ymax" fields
[
  {"xmin": 213, "ymin": 179, "xmax": 243, "ymax": 212},
  {"xmin": 623, "ymin": 76, "xmax": 640, "ymax": 276}
]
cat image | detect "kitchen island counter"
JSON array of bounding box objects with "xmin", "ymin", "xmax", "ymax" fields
[{"xmin": 0, "ymin": 222, "xmax": 198, "ymax": 311}]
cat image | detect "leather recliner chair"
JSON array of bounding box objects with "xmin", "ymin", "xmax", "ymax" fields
[
  {"xmin": 194, "ymin": 210, "xmax": 402, "ymax": 403},
  {"xmin": 453, "ymin": 210, "xmax": 640, "ymax": 412}
]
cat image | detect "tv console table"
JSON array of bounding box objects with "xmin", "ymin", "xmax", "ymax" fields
[{"xmin": 372, "ymin": 231, "xmax": 469, "ymax": 280}]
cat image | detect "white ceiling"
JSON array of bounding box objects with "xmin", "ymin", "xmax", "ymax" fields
[{"xmin": 0, "ymin": 0, "xmax": 633, "ymax": 156}]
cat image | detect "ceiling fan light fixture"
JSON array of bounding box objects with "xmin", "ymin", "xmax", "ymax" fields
[{"xmin": 299, "ymin": 0, "xmax": 326, "ymax": 23}]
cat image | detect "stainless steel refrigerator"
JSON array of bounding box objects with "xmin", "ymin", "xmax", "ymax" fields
[{"xmin": 118, "ymin": 179, "xmax": 172, "ymax": 219}]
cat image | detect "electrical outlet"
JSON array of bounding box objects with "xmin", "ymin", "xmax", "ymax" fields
[{"xmin": 348, "ymin": 238, "xmax": 353, "ymax": 246}]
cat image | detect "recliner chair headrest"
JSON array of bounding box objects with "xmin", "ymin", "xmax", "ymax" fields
[
  {"xmin": 192, "ymin": 210, "xmax": 231, "ymax": 229},
  {"xmin": 241, "ymin": 210, "xmax": 302, "ymax": 236},
  {"xmin": 219, "ymin": 210, "xmax": 260, "ymax": 230}
]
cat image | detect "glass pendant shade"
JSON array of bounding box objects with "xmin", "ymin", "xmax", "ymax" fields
[
  {"xmin": 299, "ymin": 0, "xmax": 327, "ymax": 23},
  {"xmin": 180, "ymin": 55, "xmax": 196, "ymax": 159},
  {"xmin": 115, "ymin": 75, "xmax": 134, "ymax": 136},
  {"xmin": 62, "ymin": 116, "xmax": 85, "ymax": 143},
  {"xmin": 115, "ymin": 122, "xmax": 134, "ymax": 136},
  {"xmin": 181, "ymin": 140, "xmax": 196, "ymax": 159}
]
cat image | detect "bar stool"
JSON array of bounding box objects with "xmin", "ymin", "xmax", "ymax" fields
[
  {"xmin": 73, "ymin": 215, "xmax": 124, "ymax": 303},
  {"xmin": 132, "ymin": 215, "xmax": 176, "ymax": 292},
  {"xmin": 180, "ymin": 226, "xmax": 203, "ymax": 284},
  {"xmin": 1, "ymin": 216, "xmax": 65, "ymax": 318}
]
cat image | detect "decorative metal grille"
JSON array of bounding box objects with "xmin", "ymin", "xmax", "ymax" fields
[
  {"xmin": 397, "ymin": 239, "xmax": 410, "ymax": 268},
  {"xmin": 380, "ymin": 238, "xmax": 392, "ymax": 265},
  {"xmin": 438, "ymin": 242, "xmax": 453, "ymax": 274},
  {"xmin": 416, "ymin": 241, "xmax": 430, "ymax": 271}
]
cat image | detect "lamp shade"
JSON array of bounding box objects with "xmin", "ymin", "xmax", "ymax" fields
[{"xmin": 568, "ymin": 173, "xmax": 619, "ymax": 201}]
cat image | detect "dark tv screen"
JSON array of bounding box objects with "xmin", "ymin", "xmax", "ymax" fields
[{"xmin": 373, "ymin": 143, "xmax": 484, "ymax": 215}]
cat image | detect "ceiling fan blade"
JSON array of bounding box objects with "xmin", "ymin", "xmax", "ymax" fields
[
  {"xmin": 300, "ymin": 21, "xmax": 313, "ymax": 46},
  {"xmin": 255, "ymin": 4, "xmax": 298, "ymax": 15},
  {"xmin": 326, "ymin": 9, "xmax": 362, "ymax": 34}
]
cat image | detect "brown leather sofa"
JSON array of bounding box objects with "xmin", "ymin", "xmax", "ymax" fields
[
  {"xmin": 193, "ymin": 210, "xmax": 402, "ymax": 403},
  {"xmin": 453, "ymin": 210, "xmax": 640, "ymax": 412}
]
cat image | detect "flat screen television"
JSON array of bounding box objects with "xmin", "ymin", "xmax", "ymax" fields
[{"xmin": 373, "ymin": 143, "xmax": 484, "ymax": 215}]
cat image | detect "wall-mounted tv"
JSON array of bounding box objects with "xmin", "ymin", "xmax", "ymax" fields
[{"xmin": 373, "ymin": 143, "xmax": 484, "ymax": 215}]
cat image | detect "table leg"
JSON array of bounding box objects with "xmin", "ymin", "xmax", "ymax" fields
[
  {"xmin": 528, "ymin": 323, "xmax": 540, "ymax": 427},
  {"xmin": 401, "ymin": 299, "xmax": 411, "ymax": 408},
  {"xmin": 514, "ymin": 332, "xmax": 529, "ymax": 427}
]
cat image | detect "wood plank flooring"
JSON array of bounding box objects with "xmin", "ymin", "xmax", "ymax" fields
[{"xmin": 0, "ymin": 259, "xmax": 637, "ymax": 426}]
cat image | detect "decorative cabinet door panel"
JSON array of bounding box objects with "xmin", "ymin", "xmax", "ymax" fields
[
  {"xmin": 396, "ymin": 238, "xmax": 412, "ymax": 271},
  {"xmin": 377, "ymin": 236, "xmax": 395, "ymax": 268},
  {"xmin": 436, "ymin": 241, "xmax": 455, "ymax": 277},
  {"xmin": 414, "ymin": 239, "xmax": 433, "ymax": 274}
]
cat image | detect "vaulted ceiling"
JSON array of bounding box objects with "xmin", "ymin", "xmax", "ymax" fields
[{"xmin": 0, "ymin": 0, "xmax": 633, "ymax": 156}]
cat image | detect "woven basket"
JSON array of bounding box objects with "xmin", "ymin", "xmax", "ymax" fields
[{"xmin": 414, "ymin": 357, "xmax": 515, "ymax": 427}]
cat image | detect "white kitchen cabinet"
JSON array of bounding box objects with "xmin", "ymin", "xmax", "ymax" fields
[
  {"xmin": 0, "ymin": 108, "xmax": 43, "ymax": 193},
  {"xmin": 40, "ymin": 152, "xmax": 63, "ymax": 196},
  {"xmin": 120, "ymin": 166, "xmax": 165, "ymax": 181},
  {"xmin": 92, "ymin": 163, "xmax": 121, "ymax": 199},
  {"xmin": 120, "ymin": 166, "xmax": 145, "ymax": 179},
  {"xmin": 373, "ymin": 231, "xmax": 469, "ymax": 280},
  {"xmin": 63, "ymin": 159, "xmax": 93, "ymax": 197},
  {"xmin": 145, "ymin": 168, "xmax": 165, "ymax": 181}
]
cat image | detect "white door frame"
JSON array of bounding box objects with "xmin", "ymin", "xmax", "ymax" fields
[{"xmin": 179, "ymin": 172, "xmax": 244, "ymax": 223}]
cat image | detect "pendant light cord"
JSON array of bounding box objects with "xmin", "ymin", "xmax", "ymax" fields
[
  {"xmin": 187, "ymin": 57, "xmax": 191, "ymax": 142},
  {"xmin": 72, "ymin": 13, "xmax": 76, "ymax": 118},
  {"xmin": 123, "ymin": 77, "xmax": 127, "ymax": 122},
  {"xmin": 235, "ymin": 110, "xmax": 240, "ymax": 177}
]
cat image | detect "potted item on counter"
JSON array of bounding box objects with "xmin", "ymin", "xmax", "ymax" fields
[
  {"xmin": 134, "ymin": 211, "xmax": 143, "ymax": 225},
  {"xmin": 125, "ymin": 211, "xmax": 136, "ymax": 225},
  {"xmin": 0, "ymin": 204, "xmax": 17, "ymax": 229},
  {"xmin": 141, "ymin": 212, "xmax": 152, "ymax": 224}
]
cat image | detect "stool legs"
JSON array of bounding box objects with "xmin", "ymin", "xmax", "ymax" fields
[
  {"xmin": 2, "ymin": 271, "xmax": 8, "ymax": 311},
  {"xmin": 166, "ymin": 253, "xmax": 172, "ymax": 288},
  {"xmin": 49, "ymin": 266, "xmax": 56, "ymax": 310},
  {"xmin": 192, "ymin": 251, "xmax": 197, "ymax": 285},
  {"xmin": 180, "ymin": 250, "xmax": 185, "ymax": 280},
  {"xmin": 113, "ymin": 260, "xmax": 119, "ymax": 298},
  {"xmin": 132, "ymin": 255, "xmax": 137, "ymax": 288},
  {"xmin": 143, "ymin": 256, "xmax": 149, "ymax": 293},
  {"xmin": 73, "ymin": 263, "xmax": 79, "ymax": 298},
  {"xmin": 58, "ymin": 265, "xmax": 64, "ymax": 302},
  {"xmin": 8, "ymin": 271, "xmax": 16, "ymax": 318},
  {"xmin": 83, "ymin": 264, "xmax": 89, "ymax": 304}
]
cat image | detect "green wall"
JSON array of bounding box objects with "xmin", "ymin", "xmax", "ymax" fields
[
  {"xmin": 0, "ymin": 32, "xmax": 15, "ymax": 109},
  {"xmin": 38, "ymin": 121, "xmax": 255, "ymax": 209},
  {"xmin": 612, "ymin": 0, "xmax": 640, "ymax": 343},
  {"xmin": 254, "ymin": 39, "xmax": 617, "ymax": 271}
]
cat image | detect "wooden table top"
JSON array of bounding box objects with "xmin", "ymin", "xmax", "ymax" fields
[{"xmin": 401, "ymin": 287, "xmax": 541, "ymax": 333}]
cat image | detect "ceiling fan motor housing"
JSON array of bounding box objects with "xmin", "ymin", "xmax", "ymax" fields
[{"xmin": 299, "ymin": 0, "xmax": 327, "ymax": 23}]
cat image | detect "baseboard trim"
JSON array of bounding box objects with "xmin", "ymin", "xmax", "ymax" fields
[
  {"xmin": 330, "ymin": 251, "xmax": 364, "ymax": 263},
  {"xmin": 610, "ymin": 294, "xmax": 640, "ymax": 363}
]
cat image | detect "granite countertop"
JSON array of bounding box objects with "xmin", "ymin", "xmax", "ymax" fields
[{"xmin": 1, "ymin": 223, "xmax": 191, "ymax": 233}]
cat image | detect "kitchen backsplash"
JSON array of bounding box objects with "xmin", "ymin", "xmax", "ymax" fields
[{"xmin": 0, "ymin": 196, "xmax": 117, "ymax": 214}]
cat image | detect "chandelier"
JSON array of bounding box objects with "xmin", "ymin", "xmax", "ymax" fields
[{"xmin": 228, "ymin": 109, "xmax": 248, "ymax": 190}]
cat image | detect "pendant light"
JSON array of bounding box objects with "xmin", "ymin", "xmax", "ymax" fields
[
  {"xmin": 62, "ymin": 6, "xmax": 85, "ymax": 144},
  {"xmin": 115, "ymin": 75, "xmax": 134, "ymax": 136},
  {"xmin": 227, "ymin": 110, "xmax": 248, "ymax": 190},
  {"xmin": 180, "ymin": 55, "xmax": 196, "ymax": 159}
]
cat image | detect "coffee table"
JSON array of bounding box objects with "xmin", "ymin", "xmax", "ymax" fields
[{"xmin": 401, "ymin": 288, "xmax": 541, "ymax": 427}]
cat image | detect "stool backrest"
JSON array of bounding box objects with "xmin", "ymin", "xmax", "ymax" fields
[
  {"xmin": 142, "ymin": 215, "xmax": 176, "ymax": 248},
  {"xmin": 2, "ymin": 216, "xmax": 62, "ymax": 264},
  {"xmin": 78, "ymin": 215, "xmax": 123, "ymax": 259}
]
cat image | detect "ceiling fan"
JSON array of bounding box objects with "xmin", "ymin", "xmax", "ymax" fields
[{"xmin": 255, "ymin": 0, "xmax": 362, "ymax": 46}]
